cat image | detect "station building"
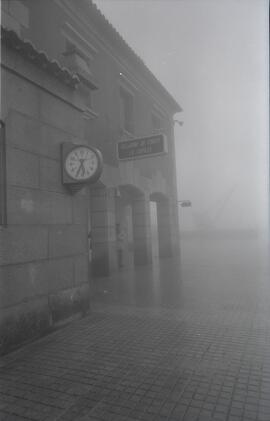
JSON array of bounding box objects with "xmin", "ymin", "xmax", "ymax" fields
[{"xmin": 0, "ymin": 0, "xmax": 181, "ymax": 352}]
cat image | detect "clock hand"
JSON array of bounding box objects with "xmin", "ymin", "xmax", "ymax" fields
[{"xmin": 76, "ymin": 159, "xmax": 86, "ymax": 177}]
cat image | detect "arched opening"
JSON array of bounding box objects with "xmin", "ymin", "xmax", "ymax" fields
[
  {"xmin": 150, "ymin": 192, "xmax": 172, "ymax": 259},
  {"xmin": 116, "ymin": 184, "xmax": 151, "ymax": 268},
  {"xmin": 115, "ymin": 188, "xmax": 135, "ymax": 269},
  {"xmin": 89, "ymin": 182, "xmax": 152, "ymax": 277},
  {"xmin": 88, "ymin": 182, "xmax": 117, "ymax": 277}
]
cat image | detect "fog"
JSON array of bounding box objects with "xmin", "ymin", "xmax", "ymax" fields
[
  {"xmin": 1, "ymin": 3, "xmax": 269, "ymax": 418},
  {"xmin": 94, "ymin": 0, "xmax": 269, "ymax": 242}
]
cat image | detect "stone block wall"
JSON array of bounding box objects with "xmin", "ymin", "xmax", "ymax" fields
[
  {"xmin": 0, "ymin": 51, "xmax": 90, "ymax": 354},
  {"xmin": 0, "ymin": 0, "xmax": 182, "ymax": 353}
]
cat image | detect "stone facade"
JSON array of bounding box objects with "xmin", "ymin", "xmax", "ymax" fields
[
  {"xmin": 0, "ymin": 0, "xmax": 181, "ymax": 353},
  {"xmin": 0, "ymin": 26, "xmax": 90, "ymax": 353}
]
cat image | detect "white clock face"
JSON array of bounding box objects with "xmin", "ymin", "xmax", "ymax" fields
[{"xmin": 65, "ymin": 146, "xmax": 99, "ymax": 181}]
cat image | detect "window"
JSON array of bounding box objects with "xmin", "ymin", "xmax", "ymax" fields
[
  {"xmin": 65, "ymin": 40, "xmax": 89, "ymax": 63},
  {"xmin": 62, "ymin": 39, "xmax": 98, "ymax": 118},
  {"xmin": 63, "ymin": 39, "xmax": 92, "ymax": 77},
  {"xmin": 0, "ymin": 121, "xmax": 7, "ymax": 226},
  {"xmin": 152, "ymin": 113, "xmax": 162, "ymax": 133},
  {"xmin": 119, "ymin": 87, "xmax": 134, "ymax": 134},
  {"xmin": 65, "ymin": 39, "xmax": 78, "ymax": 55},
  {"xmin": 61, "ymin": 23, "xmax": 98, "ymax": 93}
]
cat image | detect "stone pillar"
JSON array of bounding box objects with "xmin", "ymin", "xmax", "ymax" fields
[
  {"xmin": 90, "ymin": 186, "xmax": 117, "ymax": 276},
  {"xmin": 132, "ymin": 195, "xmax": 152, "ymax": 266},
  {"xmin": 169, "ymin": 198, "xmax": 181, "ymax": 256},
  {"xmin": 157, "ymin": 199, "xmax": 173, "ymax": 258}
]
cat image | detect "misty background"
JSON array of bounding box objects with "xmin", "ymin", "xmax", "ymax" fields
[{"xmin": 94, "ymin": 0, "xmax": 269, "ymax": 240}]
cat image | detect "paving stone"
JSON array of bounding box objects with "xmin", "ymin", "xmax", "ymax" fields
[{"xmin": 0, "ymin": 255, "xmax": 270, "ymax": 421}]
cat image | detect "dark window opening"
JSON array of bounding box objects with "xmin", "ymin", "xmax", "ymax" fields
[
  {"xmin": 64, "ymin": 40, "xmax": 88, "ymax": 62},
  {"xmin": 152, "ymin": 113, "xmax": 162, "ymax": 133},
  {"xmin": 120, "ymin": 87, "xmax": 134, "ymax": 134},
  {"xmin": 63, "ymin": 39, "xmax": 92, "ymax": 74}
]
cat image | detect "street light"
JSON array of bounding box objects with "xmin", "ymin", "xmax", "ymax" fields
[
  {"xmin": 173, "ymin": 119, "xmax": 184, "ymax": 127},
  {"xmin": 178, "ymin": 200, "xmax": 192, "ymax": 208}
]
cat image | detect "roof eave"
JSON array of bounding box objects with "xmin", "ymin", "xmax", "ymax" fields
[{"xmin": 1, "ymin": 26, "xmax": 81, "ymax": 89}]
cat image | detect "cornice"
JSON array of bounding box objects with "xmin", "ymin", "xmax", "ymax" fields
[
  {"xmin": 1, "ymin": 26, "xmax": 80, "ymax": 89},
  {"xmin": 54, "ymin": 0, "xmax": 182, "ymax": 115}
]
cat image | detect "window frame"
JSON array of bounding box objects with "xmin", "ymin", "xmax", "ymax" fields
[
  {"xmin": 151, "ymin": 111, "xmax": 163, "ymax": 134},
  {"xmin": 119, "ymin": 85, "xmax": 134, "ymax": 135}
]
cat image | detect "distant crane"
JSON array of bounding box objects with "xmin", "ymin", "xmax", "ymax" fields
[{"xmin": 192, "ymin": 185, "xmax": 237, "ymax": 231}]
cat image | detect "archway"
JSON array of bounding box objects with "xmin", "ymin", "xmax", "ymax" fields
[
  {"xmin": 88, "ymin": 182, "xmax": 118, "ymax": 277},
  {"xmin": 116, "ymin": 184, "xmax": 151, "ymax": 268},
  {"xmin": 150, "ymin": 192, "xmax": 172, "ymax": 259},
  {"xmin": 89, "ymin": 182, "xmax": 153, "ymax": 277}
]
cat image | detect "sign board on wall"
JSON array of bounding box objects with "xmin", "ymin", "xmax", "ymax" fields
[{"xmin": 117, "ymin": 134, "xmax": 168, "ymax": 161}]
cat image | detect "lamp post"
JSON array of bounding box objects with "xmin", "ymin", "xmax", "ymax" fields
[{"xmin": 178, "ymin": 200, "xmax": 192, "ymax": 208}]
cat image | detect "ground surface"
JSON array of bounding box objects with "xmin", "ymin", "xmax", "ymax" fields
[{"xmin": 0, "ymin": 234, "xmax": 269, "ymax": 421}]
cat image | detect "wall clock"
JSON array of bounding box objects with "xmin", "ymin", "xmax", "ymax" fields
[{"xmin": 62, "ymin": 143, "xmax": 103, "ymax": 192}]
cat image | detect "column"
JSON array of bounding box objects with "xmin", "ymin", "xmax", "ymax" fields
[{"xmin": 90, "ymin": 186, "xmax": 117, "ymax": 276}]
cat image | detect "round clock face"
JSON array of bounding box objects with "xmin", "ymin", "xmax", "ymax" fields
[{"xmin": 65, "ymin": 146, "xmax": 99, "ymax": 181}]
